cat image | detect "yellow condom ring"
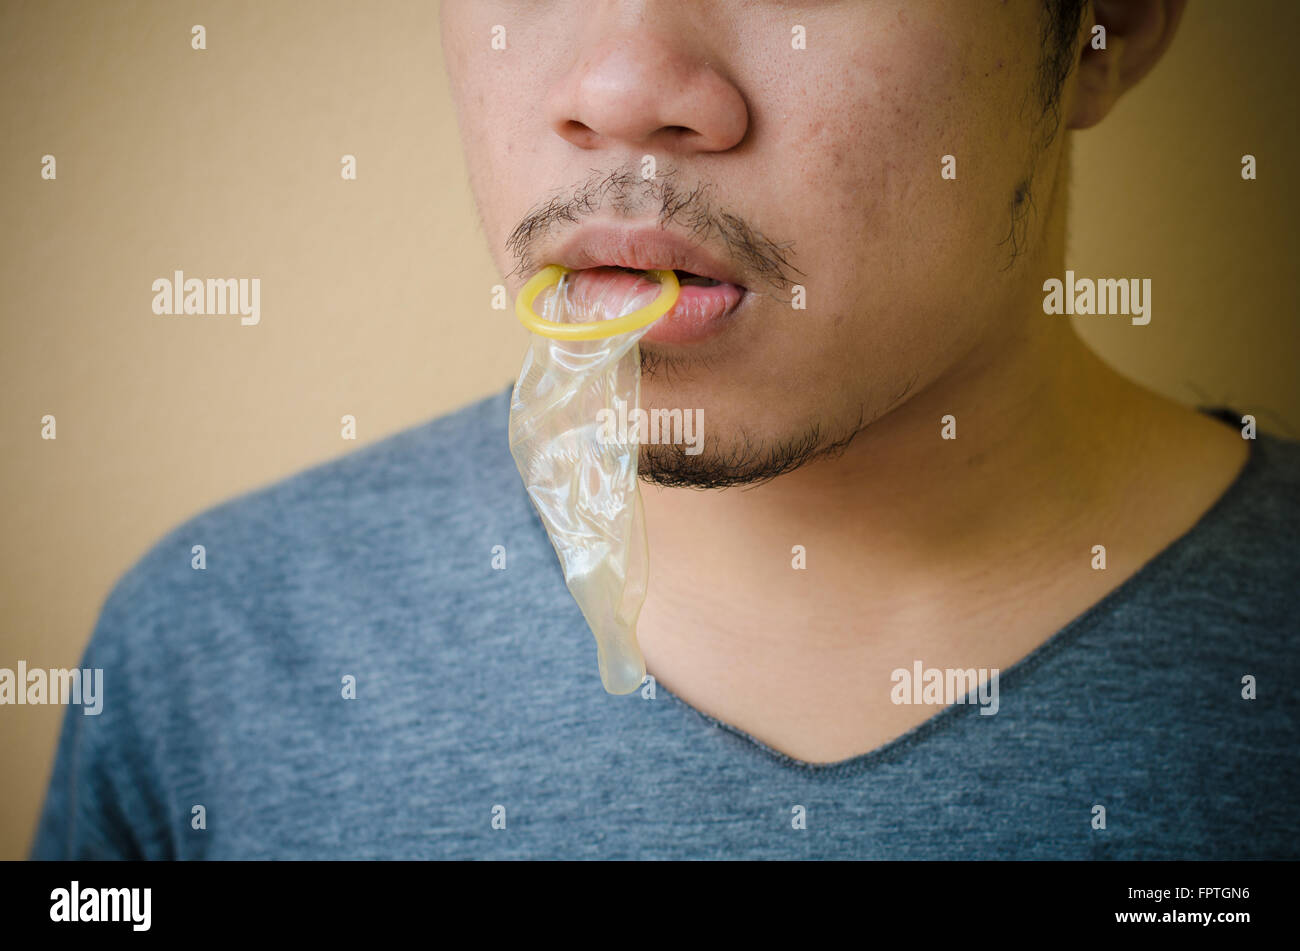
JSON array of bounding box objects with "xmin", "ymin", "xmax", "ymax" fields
[{"xmin": 515, "ymin": 265, "xmax": 680, "ymax": 340}]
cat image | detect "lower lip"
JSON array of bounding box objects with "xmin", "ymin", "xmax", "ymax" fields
[{"xmin": 562, "ymin": 267, "xmax": 746, "ymax": 345}]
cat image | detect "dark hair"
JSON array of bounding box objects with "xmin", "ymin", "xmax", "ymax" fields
[
  {"xmin": 1038, "ymin": 0, "xmax": 1089, "ymax": 132},
  {"xmin": 999, "ymin": 0, "xmax": 1088, "ymax": 265}
]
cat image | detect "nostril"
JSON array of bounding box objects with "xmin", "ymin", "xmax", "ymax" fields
[{"xmin": 558, "ymin": 119, "xmax": 596, "ymax": 142}]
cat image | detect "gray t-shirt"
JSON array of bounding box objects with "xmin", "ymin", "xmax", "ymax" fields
[{"xmin": 29, "ymin": 390, "xmax": 1300, "ymax": 859}]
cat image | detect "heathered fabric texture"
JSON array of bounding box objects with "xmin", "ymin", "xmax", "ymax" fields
[{"xmin": 30, "ymin": 391, "xmax": 1300, "ymax": 859}]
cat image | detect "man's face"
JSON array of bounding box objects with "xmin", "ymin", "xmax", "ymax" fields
[{"xmin": 441, "ymin": 0, "xmax": 1073, "ymax": 485}]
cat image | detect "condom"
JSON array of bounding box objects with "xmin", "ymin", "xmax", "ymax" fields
[{"xmin": 509, "ymin": 266, "xmax": 679, "ymax": 694}]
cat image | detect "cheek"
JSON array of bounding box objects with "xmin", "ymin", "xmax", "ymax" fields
[
  {"xmin": 442, "ymin": 14, "xmax": 543, "ymax": 274},
  {"xmin": 768, "ymin": 26, "xmax": 1032, "ymax": 323},
  {"xmin": 450, "ymin": 82, "xmax": 530, "ymax": 270}
]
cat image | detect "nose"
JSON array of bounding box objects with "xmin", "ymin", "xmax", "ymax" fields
[{"xmin": 545, "ymin": 9, "xmax": 749, "ymax": 155}]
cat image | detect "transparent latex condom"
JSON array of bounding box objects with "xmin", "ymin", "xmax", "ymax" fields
[{"xmin": 509, "ymin": 267, "xmax": 679, "ymax": 694}]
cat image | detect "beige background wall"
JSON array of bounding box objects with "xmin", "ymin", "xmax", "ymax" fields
[{"xmin": 1, "ymin": 1, "xmax": 1295, "ymax": 859}]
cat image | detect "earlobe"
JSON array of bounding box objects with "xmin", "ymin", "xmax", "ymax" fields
[{"xmin": 1065, "ymin": 0, "xmax": 1188, "ymax": 131}]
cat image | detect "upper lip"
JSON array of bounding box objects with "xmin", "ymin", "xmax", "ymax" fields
[{"xmin": 550, "ymin": 226, "xmax": 748, "ymax": 288}]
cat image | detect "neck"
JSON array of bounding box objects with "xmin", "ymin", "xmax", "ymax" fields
[{"xmin": 635, "ymin": 185, "xmax": 1169, "ymax": 654}]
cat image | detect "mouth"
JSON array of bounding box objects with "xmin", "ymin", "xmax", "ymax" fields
[{"xmin": 548, "ymin": 228, "xmax": 750, "ymax": 345}]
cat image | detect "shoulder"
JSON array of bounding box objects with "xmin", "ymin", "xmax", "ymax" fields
[
  {"xmin": 1242, "ymin": 427, "xmax": 1300, "ymax": 518},
  {"xmin": 33, "ymin": 386, "xmax": 541, "ymax": 857},
  {"xmin": 1190, "ymin": 421, "xmax": 1300, "ymax": 585},
  {"xmin": 1137, "ymin": 417, "xmax": 1300, "ymax": 667},
  {"xmin": 90, "ymin": 386, "xmax": 524, "ymax": 676},
  {"xmin": 1076, "ymin": 413, "xmax": 1299, "ymax": 681}
]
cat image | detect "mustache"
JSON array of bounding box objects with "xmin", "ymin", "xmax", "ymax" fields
[{"xmin": 505, "ymin": 165, "xmax": 802, "ymax": 293}]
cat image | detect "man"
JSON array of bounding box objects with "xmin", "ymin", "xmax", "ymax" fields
[{"xmin": 33, "ymin": 0, "xmax": 1298, "ymax": 859}]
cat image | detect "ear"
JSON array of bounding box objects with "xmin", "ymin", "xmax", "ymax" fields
[{"xmin": 1066, "ymin": 0, "xmax": 1189, "ymax": 130}]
